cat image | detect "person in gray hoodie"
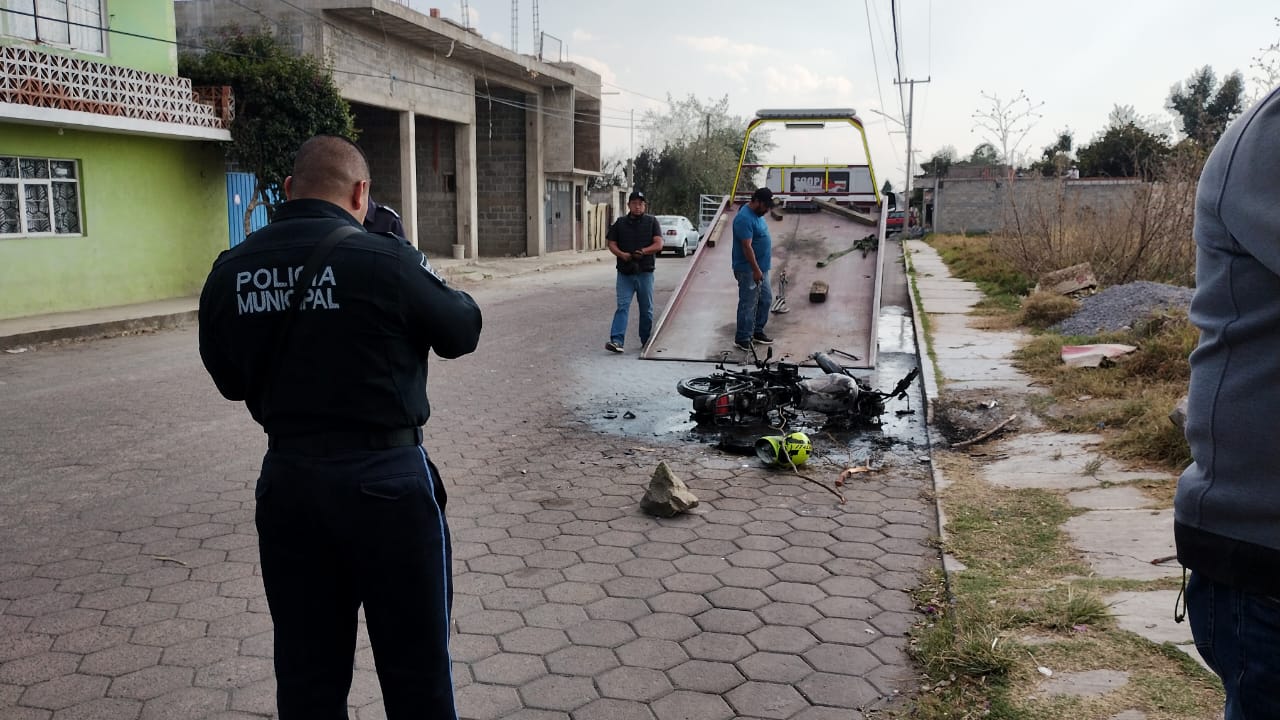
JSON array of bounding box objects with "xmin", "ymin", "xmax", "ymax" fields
[{"xmin": 1175, "ymin": 84, "xmax": 1280, "ymax": 720}]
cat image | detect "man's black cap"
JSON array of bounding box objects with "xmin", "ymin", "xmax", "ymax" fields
[
  {"xmin": 628, "ymin": 190, "xmax": 646, "ymax": 202},
  {"xmin": 751, "ymin": 187, "xmax": 774, "ymax": 208}
]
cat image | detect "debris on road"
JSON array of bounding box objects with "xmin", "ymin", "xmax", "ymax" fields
[
  {"xmin": 640, "ymin": 461, "xmax": 699, "ymax": 517},
  {"xmin": 951, "ymin": 414, "xmax": 1019, "ymax": 450},
  {"xmin": 1060, "ymin": 344, "xmax": 1136, "ymax": 368},
  {"xmin": 1035, "ymin": 262, "xmax": 1097, "ymax": 296},
  {"xmin": 836, "ymin": 465, "xmax": 872, "ymax": 486}
]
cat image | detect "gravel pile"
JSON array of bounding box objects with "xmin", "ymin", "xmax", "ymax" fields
[{"xmin": 1052, "ymin": 281, "xmax": 1195, "ymax": 336}]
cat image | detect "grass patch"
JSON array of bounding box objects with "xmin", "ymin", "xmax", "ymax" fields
[
  {"xmin": 1016, "ymin": 292, "xmax": 1079, "ymax": 330},
  {"xmin": 905, "ymin": 244, "xmax": 944, "ymax": 392},
  {"xmin": 910, "ymin": 230, "xmax": 1215, "ymax": 719},
  {"xmin": 1008, "ymin": 313, "xmax": 1194, "ymax": 472},
  {"xmin": 907, "ymin": 453, "xmax": 1222, "ymax": 720},
  {"xmin": 929, "ymin": 235, "xmax": 1032, "ymax": 313}
]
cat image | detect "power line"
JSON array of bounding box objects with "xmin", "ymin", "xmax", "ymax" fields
[
  {"xmin": 894, "ymin": 76, "xmax": 930, "ymax": 199},
  {"xmin": 862, "ymin": 0, "xmax": 901, "ymax": 162},
  {"xmin": 601, "ymin": 81, "xmax": 667, "ymax": 106},
  {"xmin": 889, "ymin": 0, "xmax": 906, "ymax": 117}
]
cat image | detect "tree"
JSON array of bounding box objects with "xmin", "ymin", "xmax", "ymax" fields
[
  {"xmin": 1076, "ymin": 123, "xmax": 1171, "ymax": 179},
  {"xmin": 630, "ymin": 94, "xmax": 773, "ymax": 220},
  {"xmin": 1167, "ymin": 66, "xmax": 1245, "ymax": 147},
  {"xmin": 179, "ymin": 30, "xmax": 356, "ymax": 233},
  {"xmin": 1107, "ymin": 104, "xmax": 1173, "ymax": 137},
  {"xmin": 969, "ymin": 142, "xmax": 1000, "ymax": 165},
  {"xmin": 1030, "ymin": 129, "xmax": 1073, "ymax": 177},
  {"xmin": 971, "ymin": 90, "xmax": 1043, "ymax": 168},
  {"xmin": 588, "ymin": 151, "xmax": 628, "ymax": 192},
  {"xmin": 1251, "ymin": 17, "xmax": 1280, "ymax": 100},
  {"xmin": 920, "ymin": 145, "xmax": 956, "ymax": 177}
]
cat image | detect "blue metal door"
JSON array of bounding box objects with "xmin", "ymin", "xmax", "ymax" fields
[{"xmin": 226, "ymin": 172, "xmax": 270, "ymax": 247}]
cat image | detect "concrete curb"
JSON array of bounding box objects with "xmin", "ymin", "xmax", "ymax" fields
[
  {"xmin": 0, "ymin": 251, "xmax": 612, "ymax": 351},
  {"xmin": 901, "ymin": 241, "xmax": 964, "ymax": 578},
  {"xmin": 0, "ymin": 311, "xmax": 199, "ymax": 351},
  {"xmin": 434, "ymin": 252, "xmax": 609, "ymax": 286}
]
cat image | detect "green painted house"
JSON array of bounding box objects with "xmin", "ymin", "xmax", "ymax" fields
[{"xmin": 0, "ymin": 0, "xmax": 231, "ymax": 320}]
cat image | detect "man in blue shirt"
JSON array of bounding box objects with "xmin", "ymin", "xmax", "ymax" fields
[{"xmin": 731, "ymin": 187, "xmax": 776, "ymax": 351}]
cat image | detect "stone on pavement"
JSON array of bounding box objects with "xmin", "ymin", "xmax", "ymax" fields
[{"xmin": 640, "ymin": 461, "xmax": 699, "ymax": 518}]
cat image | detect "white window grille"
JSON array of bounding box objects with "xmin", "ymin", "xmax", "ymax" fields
[
  {"xmin": 0, "ymin": 156, "xmax": 83, "ymax": 237},
  {"xmin": 0, "ymin": 0, "xmax": 105, "ymax": 54}
]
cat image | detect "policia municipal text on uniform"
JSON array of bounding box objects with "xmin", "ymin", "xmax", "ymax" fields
[{"xmin": 198, "ymin": 135, "xmax": 482, "ymax": 719}]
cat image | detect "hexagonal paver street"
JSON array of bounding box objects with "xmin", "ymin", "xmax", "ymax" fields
[{"xmin": 0, "ymin": 260, "xmax": 937, "ymax": 718}]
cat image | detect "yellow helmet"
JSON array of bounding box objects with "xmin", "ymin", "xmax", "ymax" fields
[
  {"xmin": 783, "ymin": 432, "xmax": 811, "ymax": 465},
  {"xmin": 754, "ymin": 432, "xmax": 812, "ymax": 466}
]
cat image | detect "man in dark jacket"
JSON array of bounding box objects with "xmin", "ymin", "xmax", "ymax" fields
[
  {"xmin": 1175, "ymin": 85, "xmax": 1280, "ymax": 720},
  {"xmin": 198, "ymin": 135, "xmax": 482, "ymax": 720},
  {"xmin": 364, "ymin": 197, "xmax": 406, "ymax": 239},
  {"xmin": 605, "ymin": 190, "xmax": 662, "ymax": 353}
]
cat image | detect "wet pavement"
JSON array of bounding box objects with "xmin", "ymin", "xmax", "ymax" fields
[{"xmin": 0, "ymin": 247, "xmax": 940, "ymax": 719}]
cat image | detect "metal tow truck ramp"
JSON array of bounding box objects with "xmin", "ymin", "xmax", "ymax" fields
[{"xmin": 641, "ymin": 108, "xmax": 889, "ymax": 370}]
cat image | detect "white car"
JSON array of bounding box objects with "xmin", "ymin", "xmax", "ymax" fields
[{"xmin": 656, "ymin": 215, "xmax": 700, "ymax": 257}]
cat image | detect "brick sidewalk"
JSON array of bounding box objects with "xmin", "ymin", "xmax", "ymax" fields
[{"xmin": 0, "ymin": 260, "xmax": 936, "ymax": 719}]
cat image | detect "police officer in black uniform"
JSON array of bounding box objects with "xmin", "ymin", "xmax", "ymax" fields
[
  {"xmin": 198, "ymin": 135, "xmax": 481, "ymax": 720},
  {"xmin": 364, "ymin": 196, "xmax": 406, "ymax": 238}
]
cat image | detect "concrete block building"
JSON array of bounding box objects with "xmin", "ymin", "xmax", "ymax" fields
[
  {"xmin": 176, "ymin": 0, "xmax": 603, "ymax": 260},
  {"xmin": 0, "ymin": 0, "xmax": 232, "ymax": 320}
]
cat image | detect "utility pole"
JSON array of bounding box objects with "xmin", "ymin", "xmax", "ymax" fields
[
  {"xmin": 532, "ymin": 0, "xmax": 540, "ymax": 58},
  {"xmin": 628, "ymin": 109, "xmax": 635, "ymax": 191},
  {"xmin": 893, "ymin": 77, "xmax": 930, "ymax": 206},
  {"xmin": 510, "ymin": 0, "xmax": 518, "ymax": 53}
]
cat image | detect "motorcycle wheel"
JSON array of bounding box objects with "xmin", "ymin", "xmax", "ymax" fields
[{"xmin": 677, "ymin": 376, "xmax": 753, "ymax": 399}]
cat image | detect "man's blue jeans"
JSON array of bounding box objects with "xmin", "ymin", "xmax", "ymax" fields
[
  {"xmin": 734, "ymin": 269, "xmax": 771, "ymax": 343},
  {"xmin": 610, "ymin": 270, "xmax": 655, "ymax": 347},
  {"xmin": 1187, "ymin": 571, "xmax": 1280, "ymax": 719}
]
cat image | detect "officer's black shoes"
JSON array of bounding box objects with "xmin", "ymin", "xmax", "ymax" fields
[{"xmin": 605, "ymin": 341, "xmax": 624, "ymax": 353}]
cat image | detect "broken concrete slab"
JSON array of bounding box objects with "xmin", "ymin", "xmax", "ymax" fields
[
  {"xmin": 934, "ymin": 357, "xmax": 1030, "ymax": 384},
  {"xmin": 1035, "ymin": 262, "xmax": 1098, "ymax": 296},
  {"xmin": 1067, "ymin": 485, "xmax": 1161, "ymax": 510},
  {"xmin": 1106, "ymin": 590, "xmax": 1210, "ymax": 673},
  {"xmin": 942, "ymin": 379, "xmax": 1035, "ymax": 393},
  {"xmin": 985, "ymin": 433, "xmax": 1172, "ymax": 490},
  {"xmin": 1063, "ymin": 509, "xmax": 1178, "ymax": 580},
  {"xmin": 1106, "ymin": 591, "xmax": 1191, "ymax": 646},
  {"xmin": 1036, "ymin": 668, "xmax": 1128, "ymax": 698}
]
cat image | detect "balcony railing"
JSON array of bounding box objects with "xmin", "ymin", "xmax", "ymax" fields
[{"xmin": 0, "ymin": 45, "xmax": 231, "ymax": 130}]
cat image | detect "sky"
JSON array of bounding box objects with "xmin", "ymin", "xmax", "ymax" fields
[{"xmin": 405, "ymin": 0, "xmax": 1280, "ymax": 191}]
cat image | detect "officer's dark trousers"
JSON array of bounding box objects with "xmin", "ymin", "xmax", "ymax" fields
[{"xmin": 255, "ymin": 444, "xmax": 455, "ymax": 720}]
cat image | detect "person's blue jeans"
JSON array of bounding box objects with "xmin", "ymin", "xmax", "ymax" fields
[
  {"xmin": 734, "ymin": 269, "xmax": 772, "ymax": 343},
  {"xmin": 1186, "ymin": 571, "xmax": 1280, "ymax": 720},
  {"xmin": 610, "ymin": 271, "xmax": 655, "ymax": 347}
]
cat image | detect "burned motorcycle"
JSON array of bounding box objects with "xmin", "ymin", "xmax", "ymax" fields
[{"xmin": 676, "ymin": 350, "xmax": 918, "ymax": 426}]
